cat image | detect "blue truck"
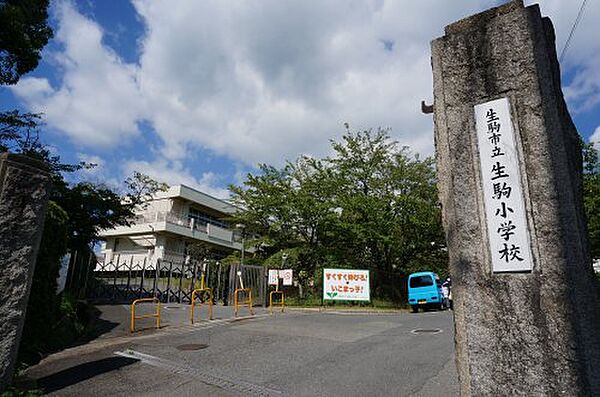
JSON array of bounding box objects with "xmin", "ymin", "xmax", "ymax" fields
[{"xmin": 407, "ymin": 271, "xmax": 443, "ymax": 313}]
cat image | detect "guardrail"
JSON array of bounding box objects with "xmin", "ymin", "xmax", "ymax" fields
[
  {"xmin": 234, "ymin": 288, "xmax": 254, "ymax": 317},
  {"xmin": 269, "ymin": 291, "xmax": 285, "ymax": 314},
  {"xmin": 130, "ymin": 297, "xmax": 161, "ymax": 333},
  {"xmin": 190, "ymin": 288, "xmax": 214, "ymax": 323}
]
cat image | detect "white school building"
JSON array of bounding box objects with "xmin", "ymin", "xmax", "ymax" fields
[{"xmin": 100, "ymin": 185, "xmax": 243, "ymax": 267}]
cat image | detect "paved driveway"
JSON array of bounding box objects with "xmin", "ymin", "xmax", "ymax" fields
[{"xmin": 22, "ymin": 308, "xmax": 458, "ymax": 396}]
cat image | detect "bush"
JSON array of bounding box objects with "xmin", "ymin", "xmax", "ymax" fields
[{"xmin": 17, "ymin": 201, "xmax": 77, "ymax": 365}]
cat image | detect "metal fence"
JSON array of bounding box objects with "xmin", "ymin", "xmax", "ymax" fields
[
  {"xmin": 66, "ymin": 251, "xmax": 406, "ymax": 307},
  {"xmin": 266, "ymin": 268, "xmax": 409, "ymax": 306},
  {"xmin": 69, "ymin": 252, "xmax": 266, "ymax": 305},
  {"xmin": 227, "ymin": 264, "xmax": 267, "ymax": 306}
]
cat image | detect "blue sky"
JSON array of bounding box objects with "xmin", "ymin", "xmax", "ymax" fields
[{"xmin": 2, "ymin": 0, "xmax": 599, "ymax": 198}]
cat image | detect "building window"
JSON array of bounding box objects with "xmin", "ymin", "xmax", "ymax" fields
[{"xmin": 188, "ymin": 207, "xmax": 228, "ymax": 229}]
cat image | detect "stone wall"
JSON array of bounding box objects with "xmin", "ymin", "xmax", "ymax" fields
[
  {"xmin": 431, "ymin": 1, "xmax": 600, "ymax": 395},
  {"xmin": 0, "ymin": 153, "xmax": 51, "ymax": 391}
]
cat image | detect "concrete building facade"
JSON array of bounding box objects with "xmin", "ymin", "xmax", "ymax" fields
[{"xmin": 100, "ymin": 185, "xmax": 242, "ymax": 267}]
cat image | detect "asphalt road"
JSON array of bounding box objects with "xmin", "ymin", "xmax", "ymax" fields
[{"xmin": 22, "ymin": 308, "xmax": 458, "ymax": 396}]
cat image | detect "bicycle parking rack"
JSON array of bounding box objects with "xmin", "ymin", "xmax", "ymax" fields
[
  {"xmin": 190, "ymin": 288, "xmax": 214, "ymax": 323},
  {"xmin": 269, "ymin": 291, "xmax": 285, "ymax": 314},
  {"xmin": 130, "ymin": 297, "xmax": 161, "ymax": 333},
  {"xmin": 234, "ymin": 288, "xmax": 254, "ymax": 317}
]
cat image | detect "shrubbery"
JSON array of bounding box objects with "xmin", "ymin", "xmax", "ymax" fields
[{"xmin": 17, "ymin": 202, "xmax": 89, "ymax": 365}]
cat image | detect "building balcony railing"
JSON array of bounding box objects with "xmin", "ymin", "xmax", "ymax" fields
[
  {"xmin": 128, "ymin": 211, "xmax": 237, "ymax": 244},
  {"xmin": 130, "ymin": 211, "xmax": 208, "ymax": 233}
]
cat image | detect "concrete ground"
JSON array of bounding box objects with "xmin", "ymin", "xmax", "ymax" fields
[{"xmin": 20, "ymin": 304, "xmax": 459, "ymax": 396}]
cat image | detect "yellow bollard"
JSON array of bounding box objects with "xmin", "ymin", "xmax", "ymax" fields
[
  {"xmin": 269, "ymin": 291, "xmax": 285, "ymax": 314},
  {"xmin": 233, "ymin": 288, "xmax": 254, "ymax": 317},
  {"xmin": 190, "ymin": 288, "xmax": 214, "ymax": 324},
  {"xmin": 130, "ymin": 297, "xmax": 161, "ymax": 333}
]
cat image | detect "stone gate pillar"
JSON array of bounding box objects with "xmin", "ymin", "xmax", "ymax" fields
[
  {"xmin": 0, "ymin": 153, "xmax": 51, "ymax": 391},
  {"xmin": 431, "ymin": 1, "xmax": 600, "ymax": 395}
]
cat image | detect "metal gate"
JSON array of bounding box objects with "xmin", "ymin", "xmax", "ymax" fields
[
  {"xmin": 227, "ymin": 264, "xmax": 267, "ymax": 306},
  {"xmin": 85, "ymin": 255, "xmax": 266, "ymax": 306},
  {"xmin": 87, "ymin": 257, "xmax": 200, "ymax": 304}
]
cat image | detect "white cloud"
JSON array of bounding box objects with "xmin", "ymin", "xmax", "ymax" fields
[
  {"xmin": 78, "ymin": 153, "xmax": 104, "ymax": 168},
  {"xmin": 12, "ymin": 77, "xmax": 54, "ymax": 97},
  {"xmin": 591, "ymin": 126, "xmax": 600, "ymax": 148},
  {"xmin": 526, "ymin": 0, "xmax": 600, "ymax": 112},
  {"xmin": 9, "ymin": 0, "xmax": 600, "ymax": 173},
  {"xmin": 74, "ymin": 153, "xmax": 121, "ymax": 188},
  {"xmin": 131, "ymin": 0, "xmax": 500, "ymax": 164},
  {"xmin": 11, "ymin": 1, "xmax": 144, "ymax": 147},
  {"xmin": 122, "ymin": 158, "xmax": 230, "ymax": 199}
]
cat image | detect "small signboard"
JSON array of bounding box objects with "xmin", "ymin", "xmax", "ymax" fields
[
  {"xmin": 268, "ymin": 269, "xmax": 279, "ymax": 286},
  {"xmin": 268, "ymin": 269, "xmax": 293, "ymax": 286},
  {"xmin": 323, "ymin": 268, "xmax": 370, "ymax": 301},
  {"xmin": 474, "ymin": 97, "xmax": 533, "ymax": 272},
  {"xmin": 280, "ymin": 269, "xmax": 293, "ymax": 286},
  {"xmin": 56, "ymin": 253, "xmax": 71, "ymax": 294}
]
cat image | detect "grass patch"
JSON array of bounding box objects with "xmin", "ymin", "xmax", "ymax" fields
[
  {"xmin": 284, "ymin": 295, "xmax": 407, "ymax": 310},
  {"xmin": 0, "ymin": 386, "xmax": 43, "ymax": 397},
  {"xmin": 285, "ymin": 295, "xmax": 322, "ymax": 307}
]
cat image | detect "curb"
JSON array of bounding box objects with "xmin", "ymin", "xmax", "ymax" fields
[
  {"xmin": 20, "ymin": 312, "xmax": 272, "ymax": 369},
  {"xmin": 285, "ymin": 306, "xmax": 407, "ymax": 314}
]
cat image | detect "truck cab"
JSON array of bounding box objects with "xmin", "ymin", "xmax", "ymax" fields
[{"xmin": 407, "ymin": 271, "xmax": 443, "ymax": 313}]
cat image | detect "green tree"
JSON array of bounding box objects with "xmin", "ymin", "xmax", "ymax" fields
[
  {"xmin": 230, "ymin": 157, "xmax": 339, "ymax": 277},
  {"xmin": 0, "ymin": 110, "xmax": 93, "ymax": 181},
  {"xmin": 230, "ymin": 127, "xmax": 448, "ymax": 299},
  {"xmin": 53, "ymin": 182, "xmax": 136, "ymax": 249},
  {"xmin": 583, "ymin": 141, "xmax": 600, "ymax": 258},
  {"xmin": 0, "ymin": 110, "xmax": 41, "ymax": 151},
  {"xmin": 0, "ymin": 0, "xmax": 53, "ymax": 85},
  {"xmin": 9, "ymin": 137, "xmax": 169, "ymax": 365},
  {"xmin": 0, "ymin": 112, "xmax": 134, "ymax": 248},
  {"xmin": 327, "ymin": 128, "xmax": 446, "ymax": 275},
  {"xmin": 18, "ymin": 201, "xmax": 69, "ymax": 364},
  {"xmin": 230, "ymin": 164, "xmax": 298, "ymax": 256},
  {"xmin": 124, "ymin": 171, "xmax": 170, "ymax": 210},
  {"xmin": 0, "ymin": 110, "xmax": 169, "ymax": 250}
]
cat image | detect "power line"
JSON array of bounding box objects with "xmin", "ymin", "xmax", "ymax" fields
[{"xmin": 559, "ymin": 0, "xmax": 588, "ymax": 62}]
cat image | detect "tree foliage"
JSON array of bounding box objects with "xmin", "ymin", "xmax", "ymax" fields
[
  {"xmin": 124, "ymin": 170, "xmax": 170, "ymax": 210},
  {"xmin": 8, "ymin": 118, "xmax": 168, "ymax": 364},
  {"xmin": 0, "ymin": 110, "xmax": 93, "ymax": 179},
  {"xmin": 1, "ymin": 110, "xmax": 167, "ymax": 249},
  {"xmin": 230, "ymin": 128, "xmax": 448, "ymax": 291},
  {"xmin": 0, "ymin": 3, "xmax": 173, "ymax": 368},
  {"xmin": 18, "ymin": 201, "xmax": 69, "ymax": 364},
  {"xmin": 326, "ymin": 129, "xmax": 445, "ymax": 274},
  {"xmin": 0, "ymin": 0, "xmax": 53, "ymax": 85},
  {"xmin": 52, "ymin": 182, "xmax": 137, "ymax": 249},
  {"xmin": 583, "ymin": 141, "xmax": 600, "ymax": 258},
  {"xmin": 0, "ymin": 110, "xmax": 41, "ymax": 151}
]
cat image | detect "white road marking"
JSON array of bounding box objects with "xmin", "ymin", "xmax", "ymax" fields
[
  {"xmin": 115, "ymin": 349, "xmax": 284, "ymax": 396},
  {"xmin": 410, "ymin": 328, "xmax": 443, "ymax": 335}
]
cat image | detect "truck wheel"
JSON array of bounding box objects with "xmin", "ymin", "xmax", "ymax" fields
[{"xmin": 411, "ymin": 305, "xmax": 418, "ymax": 313}]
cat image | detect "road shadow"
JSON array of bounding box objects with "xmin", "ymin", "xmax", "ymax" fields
[
  {"xmin": 37, "ymin": 356, "xmax": 139, "ymax": 394},
  {"xmin": 72, "ymin": 305, "xmax": 121, "ymax": 346}
]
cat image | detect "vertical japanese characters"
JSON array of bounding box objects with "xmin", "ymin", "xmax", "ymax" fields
[{"xmin": 475, "ymin": 98, "xmax": 533, "ymax": 272}]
